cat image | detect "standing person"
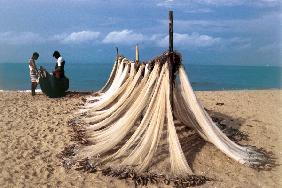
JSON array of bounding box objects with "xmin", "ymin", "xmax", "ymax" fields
[
  {"xmin": 29, "ymin": 52, "xmax": 39, "ymax": 96},
  {"xmin": 53, "ymin": 51, "xmax": 65, "ymax": 78}
]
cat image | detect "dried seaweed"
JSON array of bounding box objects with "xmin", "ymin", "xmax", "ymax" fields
[
  {"xmin": 246, "ymin": 147, "xmax": 278, "ymax": 171},
  {"xmin": 57, "ymin": 144, "xmax": 78, "ymax": 169},
  {"xmin": 146, "ymin": 51, "xmax": 182, "ymax": 75},
  {"xmin": 74, "ymin": 159, "xmax": 212, "ymax": 187},
  {"xmin": 67, "ymin": 118, "xmax": 91, "ymax": 145},
  {"xmin": 211, "ymin": 116, "xmax": 249, "ymax": 142},
  {"xmin": 57, "ymin": 145, "xmax": 76, "ymax": 160}
]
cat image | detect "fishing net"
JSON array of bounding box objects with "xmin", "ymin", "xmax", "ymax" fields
[{"xmin": 65, "ymin": 52, "xmax": 275, "ymax": 186}]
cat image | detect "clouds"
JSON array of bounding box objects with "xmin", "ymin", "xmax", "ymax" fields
[
  {"xmin": 0, "ymin": 32, "xmax": 44, "ymax": 45},
  {"xmin": 61, "ymin": 31, "xmax": 100, "ymax": 44},
  {"xmin": 156, "ymin": 0, "xmax": 281, "ymax": 8},
  {"xmin": 0, "ymin": 29, "xmax": 242, "ymax": 50},
  {"xmin": 257, "ymin": 42, "xmax": 282, "ymax": 52},
  {"xmin": 0, "ymin": 31, "xmax": 101, "ymax": 45},
  {"xmin": 156, "ymin": 32, "xmax": 221, "ymax": 48},
  {"xmin": 157, "ymin": 10, "xmax": 281, "ymax": 44},
  {"xmin": 0, "ymin": 0, "xmax": 280, "ymax": 65},
  {"xmin": 155, "ymin": 0, "xmax": 281, "ymax": 15},
  {"xmin": 103, "ymin": 30, "xmax": 145, "ymax": 45},
  {"xmin": 102, "ymin": 30, "xmax": 223, "ymax": 49}
]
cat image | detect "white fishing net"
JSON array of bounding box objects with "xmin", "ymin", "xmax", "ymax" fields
[{"xmin": 70, "ymin": 53, "xmax": 271, "ymax": 184}]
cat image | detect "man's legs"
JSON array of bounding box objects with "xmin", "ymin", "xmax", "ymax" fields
[{"xmin": 31, "ymin": 82, "xmax": 37, "ymax": 96}]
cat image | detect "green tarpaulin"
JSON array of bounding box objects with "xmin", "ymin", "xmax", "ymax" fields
[{"xmin": 39, "ymin": 69, "xmax": 69, "ymax": 98}]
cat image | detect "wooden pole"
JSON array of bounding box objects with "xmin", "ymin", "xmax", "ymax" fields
[
  {"xmin": 115, "ymin": 47, "xmax": 119, "ymax": 66},
  {"xmin": 115, "ymin": 47, "xmax": 119, "ymax": 57},
  {"xmin": 135, "ymin": 44, "xmax": 139, "ymax": 65},
  {"xmin": 168, "ymin": 11, "xmax": 174, "ymax": 110},
  {"xmin": 169, "ymin": 11, "xmax": 173, "ymax": 52}
]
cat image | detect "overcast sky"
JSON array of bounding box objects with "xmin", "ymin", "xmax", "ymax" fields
[{"xmin": 0, "ymin": 0, "xmax": 281, "ymax": 66}]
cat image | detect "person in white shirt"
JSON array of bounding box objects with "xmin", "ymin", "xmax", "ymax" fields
[
  {"xmin": 52, "ymin": 51, "xmax": 65, "ymax": 78},
  {"xmin": 28, "ymin": 52, "xmax": 39, "ymax": 96}
]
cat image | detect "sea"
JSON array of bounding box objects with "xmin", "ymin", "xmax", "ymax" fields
[{"xmin": 0, "ymin": 63, "xmax": 281, "ymax": 92}]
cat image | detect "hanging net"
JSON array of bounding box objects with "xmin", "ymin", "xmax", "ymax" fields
[{"xmin": 63, "ymin": 52, "xmax": 275, "ymax": 187}]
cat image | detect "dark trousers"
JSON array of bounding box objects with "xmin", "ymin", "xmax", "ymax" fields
[{"xmin": 31, "ymin": 82, "xmax": 37, "ymax": 96}]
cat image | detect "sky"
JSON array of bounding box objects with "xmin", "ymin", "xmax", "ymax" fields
[{"xmin": 0, "ymin": 0, "xmax": 281, "ymax": 66}]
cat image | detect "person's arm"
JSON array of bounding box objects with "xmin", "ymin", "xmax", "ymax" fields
[{"xmin": 34, "ymin": 62, "xmax": 39, "ymax": 74}]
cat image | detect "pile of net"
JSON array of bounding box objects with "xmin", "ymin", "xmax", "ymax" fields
[{"xmin": 64, "ymin": 52, "xmax": 275, "ymax": 187}]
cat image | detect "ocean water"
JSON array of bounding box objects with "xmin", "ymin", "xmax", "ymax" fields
[{"xmin": 0, "ymin": 63, "xmax": 281, "ymax": 91}]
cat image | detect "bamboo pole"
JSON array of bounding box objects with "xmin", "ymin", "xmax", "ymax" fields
[
  {"xmin": 115, "ymin": 47, "xmax": 119, "ymax": 57},
  {"xmin": 115, "ymin": 47, "xmax": 119, "ymax": 66},
  {"xmin": 168, "ymin": 11, "xmax": 174, "ymax": 111},
  {"xmin": 135, "ymin": 44, "xmax": 139, "ymax": 65},
  {"xmin": 169, "ymin": 11, "xmax": 173, "ymax": 52}
]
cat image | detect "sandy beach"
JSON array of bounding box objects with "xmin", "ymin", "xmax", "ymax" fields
[{"xmin": 0, "ymin": 90, "xmax": 281, "ymax": 188}]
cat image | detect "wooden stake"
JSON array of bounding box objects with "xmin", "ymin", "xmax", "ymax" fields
[
  {"xmin": 168, "ymin": 11, "xmax": 174, "ymax": 111},
  {"xmin": 115, "ymin": 47, "xmax": 119, "ymax": 66},
  {"xmin": 135, "ymin": 44, "xmax": 139, "ymax": 65},
  {"xmin": 169, "ymin": 11, "xmax": 173, "ymax": 52},
  {"xmin": 115, "ymin": 47, "xmax": 119, "ymax": 57}
]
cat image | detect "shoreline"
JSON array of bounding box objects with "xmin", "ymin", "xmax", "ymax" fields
[{"xmin": 0, "ymin": 90, "xmax": 281, "ymax": 187}]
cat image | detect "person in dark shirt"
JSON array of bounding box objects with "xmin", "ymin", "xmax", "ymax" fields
[{"xmin": 52, "ymin": 51, "xmax": 65, "ymax": 78}]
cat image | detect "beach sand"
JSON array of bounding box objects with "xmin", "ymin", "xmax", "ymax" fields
[{"xmin": 0, "ymin": 90, "xmax": 281, "ymax": 188}]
